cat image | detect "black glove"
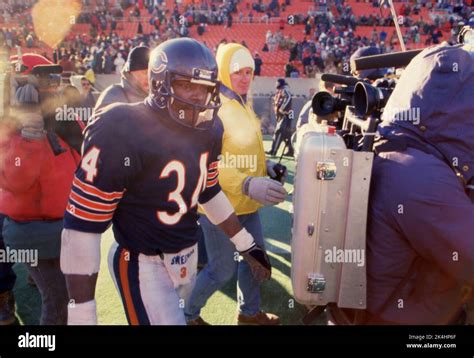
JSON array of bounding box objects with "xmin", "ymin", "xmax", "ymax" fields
[{"xmin": 240, "ymin": 243, "xmax": 271, "ymax": 283}]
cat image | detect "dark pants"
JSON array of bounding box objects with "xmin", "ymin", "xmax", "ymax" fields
[
  {"xmin": 0, "ymin": 215, "xmax": 16, "ymax": 294},
  {"xmin": 26, "ymin": 258, "xmax": 68, "ymax": 325},
  {"xmin": 2, "ymin": 218, "xmax": 68, "ymax": 325},
  {"xmin": 270, "ymin": 116, "xmax": 294, "ymax": 155}
]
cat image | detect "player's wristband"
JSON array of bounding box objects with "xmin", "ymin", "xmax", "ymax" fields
[
  {"xmin": 68, "ymin": 299, "xmax": 97, "ymax": 325},
  {"xmin": 230, "ymin": 227, "xmax": 255, "ymax": 252}
]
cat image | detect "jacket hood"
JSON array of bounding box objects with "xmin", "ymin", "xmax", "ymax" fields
[
  {"xmin": 379, "ymin": 43, "xmax": 474, "ymax": 182},
  {"xmin": 216, "ymin": 43, "xmax": 253, "ymax": 105},
  {"xmin": 216, "ymin": 43, "xmax": 253, "ymax": 90}
]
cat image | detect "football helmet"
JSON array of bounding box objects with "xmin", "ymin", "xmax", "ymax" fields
[{"xmin": 148, "ymin": 38, "xmax": 221, "ymax": 130}]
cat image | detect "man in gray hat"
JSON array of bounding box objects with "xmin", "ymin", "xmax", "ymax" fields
[{"xmin": 94, "ymin": 46, "xmax": 150, "ymax": 111}]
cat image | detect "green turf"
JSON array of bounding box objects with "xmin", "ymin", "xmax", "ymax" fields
[{"xmin": 12, "ymin": 137, "xmax": 324, "ymax": 325}]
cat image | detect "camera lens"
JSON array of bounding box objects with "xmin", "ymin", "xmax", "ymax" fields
[{"xmin": 354, "ymin": 81, "xmax": 392, "ymax": 117}]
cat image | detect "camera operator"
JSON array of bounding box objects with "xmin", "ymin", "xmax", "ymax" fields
[
  {"xmin": 359, "ymin": 44, "xmax": 474, "ymax": 324},
  {"xmin": 94, "ymin": 46, "xmax": 150, "ymax": 111},
  {"xmin": 0, "ymin": 83, "xmax": 82, "ymax": 325}
]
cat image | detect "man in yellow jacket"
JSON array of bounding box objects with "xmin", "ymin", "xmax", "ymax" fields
[{"xmin": 186, "ymin": 43, "xmax": 287, "ymax": 325}]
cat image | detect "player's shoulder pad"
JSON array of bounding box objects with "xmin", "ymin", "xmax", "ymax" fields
[{"xmin": 87, "ymin": 102, "xmax": 145, "ymax": 132}]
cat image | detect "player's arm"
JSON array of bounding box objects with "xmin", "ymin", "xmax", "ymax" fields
[
  {"xmin": 200, "ymin": 190, "xmax": 271, "ymax": 283},
  {"xmin": 61, "ymin": 112, "xmax": 132, "ymax": 325},
  {"xmin": 60, "ymin": 229, "xmax": 101, "ymax": 325}
]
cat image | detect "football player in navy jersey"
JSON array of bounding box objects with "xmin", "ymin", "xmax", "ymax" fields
[{"xmin": 60, "ymin": 38, "xmax": 271, "ymax": 325}]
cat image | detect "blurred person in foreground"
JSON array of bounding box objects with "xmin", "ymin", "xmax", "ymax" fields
[{"xmin": 0, "ymin": 84, "xmax": 82, "ymax": 324}]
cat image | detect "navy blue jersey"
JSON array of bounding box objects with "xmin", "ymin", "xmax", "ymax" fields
[{"xmin": 64, "ymin": 100, "xmax": 223, "ymax": 254}]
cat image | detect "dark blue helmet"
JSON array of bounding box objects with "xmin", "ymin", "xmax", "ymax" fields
[{"xmin": 148, "ymin": 38, "xmax": 221, "ymax": 130}]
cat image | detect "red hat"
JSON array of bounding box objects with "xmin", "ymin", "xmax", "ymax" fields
[{"xmin": 9, "ymin": 53, "xmax": 54, "ymax": 75}]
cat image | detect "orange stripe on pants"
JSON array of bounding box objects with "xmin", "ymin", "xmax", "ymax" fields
[{"xmin": 119, "ymin": 249, "xmax": 139, "ymax": 325}]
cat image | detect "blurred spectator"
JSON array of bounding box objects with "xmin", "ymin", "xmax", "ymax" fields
[
  {"xmin": 304, "ymin": 59, "xmax": 317, "ymax": 78},
  {"xmin": 254, "ymin": 52, "xmax": 262, "ymax": 76},
  {"xmin": 94, "ymin": 46, "xmax": 150, "ymax": 111},
  {"xmin": 80, "ymin": 77, "xmax": 96, "ymax": 110},
  {"xmin": 197, "ymin": 23, "xmax": 206, "ymax": 36},
  {"xmin": 84, "ymin": 65, "xmax": 95, "ymax": 85},
  {"xmin": 284, "ymin": 60, "xmax": 298, "ymax": 78},
  {"xmin": 0, "ymin": 84, "xmax": 82, "ymax": 325},
  {"xmin": 114, "ymin": 52, "xmax": 125, "ymax": 74}
]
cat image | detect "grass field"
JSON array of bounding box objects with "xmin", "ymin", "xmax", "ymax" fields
[{"xmin": 12, "ymin": 137, "xmax": 324, "ymax": 325}]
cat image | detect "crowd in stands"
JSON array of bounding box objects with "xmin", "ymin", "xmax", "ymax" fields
[
  {"xmin": 266, "ymin": 0, "xmax": 473, "ymax": 77},
  {"xmin": 0, "ymin": 0, "xmax": 473, "ymax": 78}
]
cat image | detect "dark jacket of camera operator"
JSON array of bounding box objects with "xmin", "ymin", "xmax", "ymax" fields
[
  {"xmin": 94, "ymin": 46, "xmax": 150, "ymax": 112},
  {"xmin": 366, "ymin": 44, "xmax": 474, "ymax": 324}
]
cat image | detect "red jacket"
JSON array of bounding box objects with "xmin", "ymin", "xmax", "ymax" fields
[{"xmin": 0, "ymin": 122, "xmax": 81, "ymax": 221}]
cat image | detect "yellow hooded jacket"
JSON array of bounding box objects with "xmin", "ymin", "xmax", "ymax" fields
[{"xmin": 214, "ymin": 44, "xmax": 267, "ymax": 215}]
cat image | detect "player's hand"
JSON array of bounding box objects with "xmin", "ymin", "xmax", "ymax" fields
[
  {"xmin": 240, "ymin": 243, "xmax": 271, "ymax": 283},
  {"xmin": 68, "ymin": 300, "xmax": 97, "ymax": 325},
  {"xmin": 243, "ymin": 176, "xmax": 287, "ymax": 206}
]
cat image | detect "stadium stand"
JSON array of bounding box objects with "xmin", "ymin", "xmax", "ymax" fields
[{"xmin": 1, "ymin": 0, "xmax": 472, "ymax": 77}]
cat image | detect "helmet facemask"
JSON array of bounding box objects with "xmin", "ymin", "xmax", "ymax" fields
[{"xmin": 153, "ymin": 70, "xmax": 221, "ymax": 130}]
